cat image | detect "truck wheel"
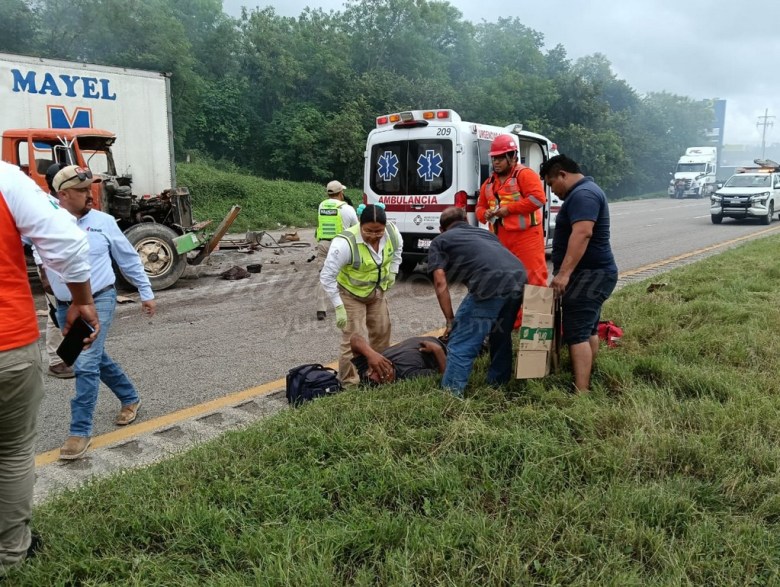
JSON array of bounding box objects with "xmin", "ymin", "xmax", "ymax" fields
[
  {"xmin": 711, "ymin": 214, "xmax": 723, "ymax": 224},
  {"xmin": 762, "ymin": 202, "xmax": 774, "ymax": 225},
  {"xmin": 124, "ymin": 223, "xmax": 186, "ymax": 290},
  {"xmin": 398, "ymin": 257, "xmax": 419, "ymax": 280}
]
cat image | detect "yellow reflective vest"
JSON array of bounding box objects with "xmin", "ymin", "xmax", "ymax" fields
[
  {"xmin": 335, "ymin": 224, "xmax": 400, "ymax": 298},
  {"xmin": 316, "ymin": 198, "xmax": 346, "ymax": 241}
]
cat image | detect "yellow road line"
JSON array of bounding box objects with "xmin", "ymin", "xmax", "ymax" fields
[
  {"xmin": 36, "ymin": 329, "xmax": 445, "ymax": 466},
  {"xmin": 618, "ymin": 225, "xmax": 780, "ymax": 279},
  {"xmin": 35, "ymin": 375, "xmax": 296, "ymax": 466}
]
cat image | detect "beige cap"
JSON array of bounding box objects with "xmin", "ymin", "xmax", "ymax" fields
[
  {"xmin": 326, "ymin": 180, "xmax": 346, "ymax": 195},
  {"xmin": 53, "ymin": 165, "xmax": 101, "ymax": 192}
]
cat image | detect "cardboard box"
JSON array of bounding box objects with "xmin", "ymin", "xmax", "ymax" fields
[
  {"xmin": 516, "ymin": 285, "xmax": 555, "ymax": 379},
  {"xmin": 518, "ymin": 311, "xmax": 554, "ymax": 350},
  {"xmin": 516, "ymin": 349, "xmax": 551, "ymax": 379},
  {"xmin": 523, "ymin": 284, "xmax": 554, "ymax": 314}
]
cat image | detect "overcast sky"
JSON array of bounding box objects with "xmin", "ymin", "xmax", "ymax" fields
[{"xmin": 223, "ymin": 0, "xmax": 780, "ymax": 147}]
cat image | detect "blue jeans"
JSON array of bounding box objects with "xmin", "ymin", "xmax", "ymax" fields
[
  {"xmin": 441, "ymin": 292, "xmax": 523, "ymax": 397},
  {"xmin": 56, "ymin": 288, "xmax": 140, "ymax": 437}
]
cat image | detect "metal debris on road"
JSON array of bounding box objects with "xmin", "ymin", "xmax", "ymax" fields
[
  {"xmin": 220, "ymin": 266, "xmax": 251, "ymax": 280},
  {"xmin": 218, "ymin": 230, "xmax": 310, "ymax": 252},
  {"xmin": 278, "ymin": 231, "xmax": 300, "ymax": 243}
]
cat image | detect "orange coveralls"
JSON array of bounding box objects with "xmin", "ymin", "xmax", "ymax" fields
[{"xmin": 476, "ymin": 164, "xmax": 548, "ymax": 328}]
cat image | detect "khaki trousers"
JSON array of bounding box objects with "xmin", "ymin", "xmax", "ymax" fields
[
  {"xmin": 339, "ymin": 286, "xmax": 391, "ymax": 384},
  {"xmin": 0, "ymin": 342, "xmax": 44, "ymax": 574},
  {"xmin": 316, "ymin": 240, "xmax": 332, "ymax": 314},
  {"xmin": 45, "ymin": 309, "xmax": 64, "ymax": 367},
  {"xmin": 36, "ymin": 267, "xmax": 64, "ymax": 368}
]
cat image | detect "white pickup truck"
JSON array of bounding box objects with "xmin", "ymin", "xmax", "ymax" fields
[{"xmin": 710, "ymin": 160, "xmax": 780, "ymax": 225}]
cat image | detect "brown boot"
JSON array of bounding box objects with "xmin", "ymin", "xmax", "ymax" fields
[
  {"xmin": 115, "ymin": 401, "xmax": 141, "ymax": 426},
  {"xmin": 48, "ymin": 363, "xmax": 75, "ymax": 379},
  {"xmin": 59, "ymin": 436, "xmax": 91, "ymax": 460}
]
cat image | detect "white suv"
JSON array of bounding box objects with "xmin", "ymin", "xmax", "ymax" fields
[{"xmin": 710, "ymin": 163, "xmax": 780, "ymax": 225}]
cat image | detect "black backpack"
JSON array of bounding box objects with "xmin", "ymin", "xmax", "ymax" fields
[{"xmin": 286, "ymin": 364, "xmax": 342, "ymax": 406}]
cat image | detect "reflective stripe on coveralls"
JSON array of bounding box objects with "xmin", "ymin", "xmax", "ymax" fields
[{"xmin": 484, "ymin": 166, "xmax": 545, "ymax": 231}]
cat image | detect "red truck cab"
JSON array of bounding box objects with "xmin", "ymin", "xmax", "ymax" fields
[{"xmin": 2, "ymin": 127, "xmax": 115, "ymax": 207}]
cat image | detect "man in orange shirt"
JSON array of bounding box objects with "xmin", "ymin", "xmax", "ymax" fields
[
  {"xmin": 476, "ymin": 134, "xmax": 548, "ymax": 327},
  {"xmin": 0, "ymin": 162, "xmax": 97, "ymax": 575}
]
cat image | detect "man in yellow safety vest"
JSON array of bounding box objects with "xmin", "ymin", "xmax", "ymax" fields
[{"xmin": 315, "ymin": 180, "xmax": 357, "ymax": 320}]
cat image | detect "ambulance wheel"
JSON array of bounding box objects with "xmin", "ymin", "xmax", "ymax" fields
[
  {"xmin": 124, "ymin": 223, "xmax": 186, "ymax": 290},
  {"xmin": 711, "ymin": 214, "xmax": 723, "ymax": 224}
]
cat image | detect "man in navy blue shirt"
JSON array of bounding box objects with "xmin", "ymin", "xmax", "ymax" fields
[{"xmin": 540, "ymin": 155, "xmax": 618, "ymax": 392}]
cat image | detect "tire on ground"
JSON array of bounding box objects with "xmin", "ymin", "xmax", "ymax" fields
[{"xmin": 123, "ymin": 223, "xmax": 186, "ymax": 291}]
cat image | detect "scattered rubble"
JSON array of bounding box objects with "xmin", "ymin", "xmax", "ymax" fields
[{"xmin": 220, "ymin": 266, "xmax": 251, "ymax": 280}]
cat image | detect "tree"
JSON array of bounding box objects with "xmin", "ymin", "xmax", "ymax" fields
[
  {"xmin": 0, "ymin": 0, "xmax": 38, "ymax": 54},
  {"xmin": 1, "ymin": 0, "xmax": 718, "ymax": 196},
  {"xmin": 31, "ymin": 0, "xmax": 200, "ymax": 152}
]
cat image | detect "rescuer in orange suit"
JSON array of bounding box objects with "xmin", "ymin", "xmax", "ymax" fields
[{"xmin": 476, "ymin": 134, "xmax": 548, "ymax": 328}]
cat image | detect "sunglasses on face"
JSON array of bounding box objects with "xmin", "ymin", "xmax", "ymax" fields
[{"xmin": 71, "ymin": 167, "xmax": 93, "ymax": 181}]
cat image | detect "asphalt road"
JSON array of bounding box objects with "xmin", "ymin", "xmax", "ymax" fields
[{"xmin": 32, "ymin": 196, "xmax": 780, "ymax": 453}]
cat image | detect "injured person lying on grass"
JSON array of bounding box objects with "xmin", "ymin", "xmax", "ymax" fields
[{"xmin": 350, "ymin": 333, "xmax": 447, "ymax": 386}]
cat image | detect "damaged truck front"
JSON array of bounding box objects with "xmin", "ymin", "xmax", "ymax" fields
[{"xmin": 0, "ymin": 52, "xmax": 239, "ymax": 290}]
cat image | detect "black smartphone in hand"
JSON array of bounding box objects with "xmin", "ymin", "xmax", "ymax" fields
[{"xmin": 56, "ymin": 317, "xmax": 95, "ymax": 366}]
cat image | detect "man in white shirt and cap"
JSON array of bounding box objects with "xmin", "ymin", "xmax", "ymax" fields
[{"xmin": 47, "ymin": 165, "xmax": 156, "ymax": 460}]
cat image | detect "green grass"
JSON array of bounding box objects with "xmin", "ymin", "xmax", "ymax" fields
[
  {"xmin": 178, "ymin": 162, "xmax": 362, "ymax": 233},
  {"xmin": 12, "ymin": 236, "xmax": 780, "ymax": 585}
]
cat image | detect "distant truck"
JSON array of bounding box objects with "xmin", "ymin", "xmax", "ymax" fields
[
  {"xmin": 668, "ymin": 146, "xmax": 718, "ymax": 199},
  {"xmin": 0, "ymin": 52, "xmax": 239, "ymax": 290},
  {"xmin": 710, "ymin": 159, "xmax": 780, "ymax": 225}
]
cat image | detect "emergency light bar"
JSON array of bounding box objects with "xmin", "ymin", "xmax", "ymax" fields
[{"xmin": 375, "ymin": 110, "xmax": 453, "ymax": 127}]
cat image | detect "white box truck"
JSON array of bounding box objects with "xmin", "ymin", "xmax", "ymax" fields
[
  {"xmin": 668, "ymin": 146, "xmax": 718, "ymax": 199},
  {"xmin": 0, "ymin": 52, "xmax": 239, "ymax": 290}
]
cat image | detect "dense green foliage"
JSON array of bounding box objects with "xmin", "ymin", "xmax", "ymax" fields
[
  {"xmin": 9, "ymin": 236, "xmax": 780, "ymax": 584},
  {"xmin": 3, "ymin": 0, "xmax": 712, "ymax": 197},
  {"xmin": 179, "ymin": 161, "xmax": 361, "ymax": 230}
]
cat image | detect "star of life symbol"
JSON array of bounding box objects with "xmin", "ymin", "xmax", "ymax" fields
[
  {"xmin": 417, "ymin": 150, "xmax": 443, "ymax": 182},
  {"xmin": 377, "ymin": 151, "xmax": 400, "ymax": 182}
]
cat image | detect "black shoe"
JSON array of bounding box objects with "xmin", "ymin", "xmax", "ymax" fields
[
  {"xmin": 26, "ymin": 534, "xmax": 42, "ymax": 559},
  {"xmin": 316, "ymin": 311, "xmax": 326, "ymax": 321},
  {"xmin": 478, "ymin": 336, "xmax": 490, "ymax": 356}
]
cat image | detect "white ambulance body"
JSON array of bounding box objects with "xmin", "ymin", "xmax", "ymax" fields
[{"xmin": 363, "ymin": 109, "xmax": 557, "ymax": 273}]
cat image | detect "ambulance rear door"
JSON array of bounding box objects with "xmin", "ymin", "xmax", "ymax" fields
[{"xmin": 365, "ymin": 123, "xmax": 456, "ymax": 260}]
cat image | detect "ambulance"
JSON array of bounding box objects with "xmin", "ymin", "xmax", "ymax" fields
[{"xmin": 362, "ymin": 109, "xmax": 558, "ymax": 273}]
